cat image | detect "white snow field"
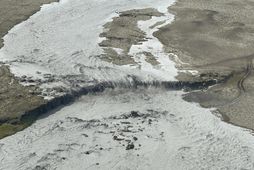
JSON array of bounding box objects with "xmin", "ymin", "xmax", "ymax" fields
[
  {"xmin": 1, "ymin": 0, "xmax": 254, "ymax": 170},
  {"xmin": 1, "ymin": 89, "xmax": 254, "ymax": 170},
  {"xmin": 0, "ymin": 0, "xmax": 178, "ymax": 99}
]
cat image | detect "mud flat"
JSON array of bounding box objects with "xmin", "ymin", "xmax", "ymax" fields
[{"xmin": 154, "ymin": 0, "xmax": 254, "ymax": 130}]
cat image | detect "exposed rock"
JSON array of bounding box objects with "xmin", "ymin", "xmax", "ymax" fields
[
  {"xmin": 126, "ymin": 143, "xmax": 135, "ymax": 150},
  {"xmin": 131, "ymin": 111, "xmax": 141, "ymax": 118}
]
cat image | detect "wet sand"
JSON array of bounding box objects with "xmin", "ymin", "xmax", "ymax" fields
[{"xmin": 155, "ymin": 0, "xmax": 254, "ymax": 130}]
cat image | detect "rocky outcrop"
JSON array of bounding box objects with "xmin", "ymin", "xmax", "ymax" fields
[{"xmin": 16, "ymin": 73, "xmax": 229, "ymax": 133}]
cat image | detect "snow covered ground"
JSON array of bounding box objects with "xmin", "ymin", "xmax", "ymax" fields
[
  {"xmin": 1, "ymin": 89, "xmax": 254, "ymax": 170},
  {"xmin": 1, "ymin": 0, "xmax": 254, "ymax": 169},
  {"xmin": 0, "ymin": 0, "xmax": 178, "ymax": 99}
]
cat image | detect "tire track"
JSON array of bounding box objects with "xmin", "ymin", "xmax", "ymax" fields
[
  {"xmin": 237, "ymin": 60, "xmax": 253, "ymax": 94},
  {"xmin": 208, "ymin": 59, "xmax": 253, "ymax": 108},
  {"xmin": 227, "ymin": 59, "xmax": 254, "ymax": 106}
]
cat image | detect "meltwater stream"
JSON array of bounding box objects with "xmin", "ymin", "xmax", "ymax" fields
[{"xmin": 1, "ymin": 0, "xmax": 254, "ymax": 169}]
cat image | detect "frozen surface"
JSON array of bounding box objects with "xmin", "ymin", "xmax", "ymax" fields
[
  {"xmin": 128, "ymin": 6, "xmax": 177, "ymax": 80},
  {"xmin": 1, "ymin": 0, "xmax": 254, "ymax": 169},
  {"xmin": 0, "ymin": 0, "xmax": 178, "ymax": 96},
  {"xmin": 1, "ymin": 89, "xmax": 254, "ymax": 170}
]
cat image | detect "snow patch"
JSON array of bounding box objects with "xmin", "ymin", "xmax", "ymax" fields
[{"xmin": 128, "ymin": 7, "xmax": 177, "ymax": 81}]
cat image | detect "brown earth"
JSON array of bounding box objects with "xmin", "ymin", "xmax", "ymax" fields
[
  {"xmin": 0, "ymin": 66, "xmax": 46, "ymax": 139},
  {"xmin": 99, "ymin": 8, "xmax": 162, "ymax": 65},
  {"xmin": 154, "ymin": 0, "xmax": 254, "ymax": 130},
  {"xmin": 0, "ymin": 0, "xmax": 57, "ymax": 139},
  {"xmin": 0, "ymin": 0, "xmax": 58, "ymax": 48}
]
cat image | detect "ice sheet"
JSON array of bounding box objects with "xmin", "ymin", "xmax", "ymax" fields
[{"xmin": 0, "ymin": 89, "xmax": 254, "ymax": 170}]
